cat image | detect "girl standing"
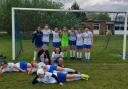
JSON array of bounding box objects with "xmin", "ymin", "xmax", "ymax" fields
[
  {"xmin": 52, "ymin": 27, "xmax": 61, "ymax": 48},
  {"xmin": 83, "ymin": 27, "xmax": 93, "ymax": 63},
  {"xmin": 76, "ymin": 28, "xmax": 83, "ymax": 59},
  {"xmin": 68, "ymin": 28, "xmax": 76, "ymax": 59},
  {"xmin": 32, "ymin": 26, "xmax": 43, "ymax": 61},
  {"xmin": 61, "ymin": 27, "xmax": 69, "ymax": 58}
]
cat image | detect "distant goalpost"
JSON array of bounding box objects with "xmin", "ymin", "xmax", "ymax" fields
[{"xmin": 11, "ymin": 7, "xmax": 128, "ymax": 60}]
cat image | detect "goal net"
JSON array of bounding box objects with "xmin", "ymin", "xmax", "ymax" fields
[{"xmin": 12, "ymin": 8, "xmax": 128, "ymax": 61}]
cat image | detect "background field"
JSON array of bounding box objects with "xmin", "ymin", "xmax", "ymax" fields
[{"xmin": 0, "ymin": 35, "xmax": 128, "ymax": 89}]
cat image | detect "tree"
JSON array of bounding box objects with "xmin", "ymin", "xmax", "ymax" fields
[
  {"xmin": 70, "ymin": 2, "xmax": 87, "ymax": 28},
  {"xmin": 86, "ymin": 13, "xmax": 111, "ymax": 21},
  {"xmin": 96, "ymin": 13, "xmax": 111, "ymax": 21},
  {"xmin": 0, "ymin": 0, "xmax": 63, "ymax": 34}
]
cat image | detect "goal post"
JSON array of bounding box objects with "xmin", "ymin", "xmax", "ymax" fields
[
  {"xmin": 11, "ymin": 7, "xmax": 128, "ymax": 60},
  {"xmin": 12, "ymin": 8, "xmax": 15, "ymax": 60},
  {"xmin": 123, "ymin": 12, "xmax": 128, "ymax": 60}
]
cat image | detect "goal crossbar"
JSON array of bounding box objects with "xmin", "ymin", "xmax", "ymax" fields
[
  {"xmin": 11, "ymin": 7, "xmax": 128, "ymax": 60},
  {"xmin": 12, "ymin": 7, "xmax": 127, "ymax": 13}
]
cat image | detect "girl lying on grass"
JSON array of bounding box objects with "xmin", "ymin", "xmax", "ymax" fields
[
  {"xmin": 32, "ymin": 69, "xmax": 89, "ymax": 85},
  {"xmin": 0, "ymin": 61, "xmax": 32, "ymax": 74},
  {"xmin": 0, "ymin": 61, "xmax": 19, "ymax": 74},
  {"xmin": 14, "ymin": 61, "xmax": 32, "ymax": 74},
  {"xmin": 30, "ymin": 61, "xmax": 79, "ymax": 74}
]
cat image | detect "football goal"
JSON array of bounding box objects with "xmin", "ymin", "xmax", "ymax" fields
[{"xmin": 11, "ymin": 7, "xmax": 128, "ymax": 60}]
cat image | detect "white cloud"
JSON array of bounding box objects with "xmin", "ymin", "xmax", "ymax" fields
[{"xmin": 59, "ymin": 0, "xmax": 128, "ymax": 12}]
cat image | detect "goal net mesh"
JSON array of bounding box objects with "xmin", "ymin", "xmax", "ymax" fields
[{"xmin": 14, "ymin": 10, "xmax": 128, "ymax": 61}]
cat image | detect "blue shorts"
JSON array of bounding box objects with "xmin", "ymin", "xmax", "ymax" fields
[
  {"xmin": 35, "ymin": 44, "xmax": 43, "ymax": 48},
  {"xmin": 69, "ymin": 40, "xmax": 76, "ymax": 45},
  {"xmin": 48, "ymin": 65, "xmax": 57, "ymax": 73},
  {"xmin": 43, "ymin": 42, "xmax": 49, "ymax": 46},
  {"xmin": 76, "ymin": 45, "xmax": 83, "ymax": 49},
  {"xmin": 84, "ymin": 44, "xmax": 92, "ymax": 49},
  {"xmin": 57, "ymin": 72, "xmax": 67, "ymax": 83},
  {"xmin": 35, "ymin": 41, "xmax": 43, "ymax": 48},
  {"xmin": 19, "ymin": 61, "xmax": 28, "ymax": 70},
  {"xmin": 53, "ymin": 42, "xmax": 61, "ymax": 48}
]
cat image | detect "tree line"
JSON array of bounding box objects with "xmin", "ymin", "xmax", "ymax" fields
[{"xmin": 0, "ymin": 0, "xmax": 110, "ymax": 35}]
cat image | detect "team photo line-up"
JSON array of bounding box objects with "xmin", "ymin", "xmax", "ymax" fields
[
  {"xmin": 0, "ymin": 24, "xmax": 92, "ymax": 86},
  {"xmin": 32, "ymin": 24, "xmax": 93, "ymax": 63}
]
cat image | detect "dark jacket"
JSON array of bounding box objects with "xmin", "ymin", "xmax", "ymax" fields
[
  {"xmin": 32, "ymin": 30, "xmax": 43, "ymax": 46},
  {"xmin": 37, "ymin": 49, "xmax": 51, "ymax": 64}
]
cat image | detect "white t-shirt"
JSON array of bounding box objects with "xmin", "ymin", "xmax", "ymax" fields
[
  {"xmin": 31, "ymin": 62, "xmax": 46, "ymax": 73},
  {"xmin": 51, "ymin": 52, "xmax": 63, "ymax": 61},
  {"xmin": 76, "ymin": 33, "xmax": 83, "ymax": 46},
  {"xmin": 83, "ymin": 31, "xmax": 93, "ymax": 45},
  {"xmin": 37, "ymin": 72, "xmax": 57, "ymax": 84},
  {"xmin": 52, "ymin": 31, "xmax": 61, "ymax": 42},
  {"xmin": 38, "ymin": 62, "xmax": 46, "ymax": 69},
  {"xmin": 42, "ymin": 29, "xmax": 51, "ymax": 42},
  {"xmin": 31, "ymin": 67, "xmax": 37, "ymax": 73},
  {"xmin": 68, "ymin": 31, "xmax": 76, "ymax": 41},
  {"xmin": 46, "ymin": 65, "xmax": 52, "ymax": 72},
  {"xmin": 2, "ymin": 63, "xmax": 18, "ymax": 73}
]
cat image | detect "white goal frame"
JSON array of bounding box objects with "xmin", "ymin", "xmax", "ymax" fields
[{"xmin": 11, "ymin": 7, "xmax": 128, "ymax": 60}]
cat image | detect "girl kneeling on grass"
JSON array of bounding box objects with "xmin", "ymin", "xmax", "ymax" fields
[
  {"xmin": 51, "ymin": 47, "xmax": 64, "ymax": 67},
  {"xmin": 38, "ymin": 52, "xmax": 49, "ymax": 65},
  {"xmin": 37, "ymin": 45, "xmax": 51, "ymax": 64},
  {"xmin": 32, "ymin": 69, "xmax": 89, "ymax": 85}
]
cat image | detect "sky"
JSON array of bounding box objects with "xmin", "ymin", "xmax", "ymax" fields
[{"xmin": 53, "ymin": 0, "xmax": 128, "ymax": 12}]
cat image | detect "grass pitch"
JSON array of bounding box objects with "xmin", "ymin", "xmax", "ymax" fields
[{"xmin": 0, "ymin": 35, "xmax": 128, "ymax": 89}]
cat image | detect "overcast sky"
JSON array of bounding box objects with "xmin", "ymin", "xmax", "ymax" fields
[{"xmin": 53, "ymin": 0, "xmax": 128, "ymax": 12}]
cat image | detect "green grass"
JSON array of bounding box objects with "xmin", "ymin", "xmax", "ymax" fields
[{"xmin": 0, "ymin": 35, "xmax": 128, "ymax": 89}]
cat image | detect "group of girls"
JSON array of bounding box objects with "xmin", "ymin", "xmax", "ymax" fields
[
  {"xmin": 0, "ymin": 24, "xmax": 93, "ymax": 86},
  {"xmin": 32, "ymin": 24, "xmax": 93, "ymax": 63},
  {"xmin": 0, "ymin": 58, "xmax": 89, "ymax": 85},
  {"xmin": 0, "ymin": 60, "xmax": 79, "ymax": 75}
]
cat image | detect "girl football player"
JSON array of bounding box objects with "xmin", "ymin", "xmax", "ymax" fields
[
  {"xmin": 30, "ymin": 61, "xmax": 78, "ymax": 74},
  {"xmin": 68, "ymin": 28, "xmax": 76, "ymax": 59},
  {"xmin": 76, "ymin": 28, "xmax": 83, "ymax": 59},
  {"xmin": 52, "ymin": 27, "xmax": 61, "ymax": 48},
  {"xmin": 32, "ymin": 69, "xmax": 89, "ymax": 85},
  {"xmin": 83, "ymin": 27, "xmax": 93, "ymax": 63},
  {"xmin": 41, "ymin": 24, "xmax": 51, "ymax": 46},
  {"xmin": 14, "ymin": 61, "xmax": 32, "ymax": 74},
  {"xmin": 37, "ymin": 45, "xmax": 51, "ymax": 64},
  {"xmin": 0, "ymin": 61, "xmax": 19, "ymax": 74},
  {"xmin": 32, "ymin": 26, "xmax": 43, "ymax": 61},
  {"xmin": 51, "ymin": 47, "xmax": 64, "ymax": 67},
  {"xmin": 61, "ymin": 27, "xmax": 69, "ymax": 58}
]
